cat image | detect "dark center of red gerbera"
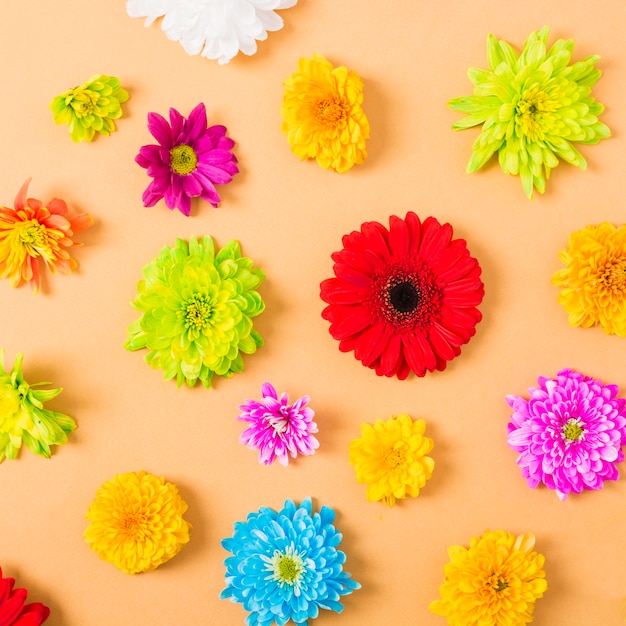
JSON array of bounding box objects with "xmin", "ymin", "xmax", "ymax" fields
[
  {"xmin": 388, "ymin": 281, "xmax": 420, "ymax": 313},
  {"xmin": 372, "ymin": 263, "xmax": 442, "ymax": 332}
]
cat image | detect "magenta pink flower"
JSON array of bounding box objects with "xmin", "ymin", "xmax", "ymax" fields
[
  {"xmin": 135, "ymin": 102, "xmax": 238, "ymax": 216},
  {"xmin": 507, "ymin": 368, "xmax": 626, "ymax": 500},
  {"xmin": 238, "ymin": 383, "xmax": 319, "ymax": 466}
]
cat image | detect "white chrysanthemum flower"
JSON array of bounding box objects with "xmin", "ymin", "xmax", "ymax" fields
[{"xmin": 127, "ymin": 0, "xmax": 297, "ymax": 65}]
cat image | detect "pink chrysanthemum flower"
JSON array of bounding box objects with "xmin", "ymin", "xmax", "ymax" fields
[
  {"xmin": 238, "ymin": 383, "xmax": 319, "ymax": 466},
  {"xmin": 0, "ymin": 179, "xmax": 92, "ymax": 293},
  {"xmin": 135, "ymin": 102, "xmax": 238, "ymax": 217},
  {"xmin": 507, "ymin": 368, "xmax": 626, "ymax": 500}
]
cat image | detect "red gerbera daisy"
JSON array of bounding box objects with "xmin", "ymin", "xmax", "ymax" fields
[
  {"xmin": 320, "ymin": 212, "xmax": 484, "ymax": 379},
  {"xmin": 0, "ymin": 567, "xmax": 50, "ymax": 625}
]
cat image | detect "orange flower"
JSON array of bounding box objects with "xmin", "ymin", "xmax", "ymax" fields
[{"xmin": 0, "ymin": 179, "xmax": 92, "ymax": 293}]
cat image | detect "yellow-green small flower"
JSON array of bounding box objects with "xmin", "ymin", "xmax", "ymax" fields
[
  {"xmin": 50, "ymin": 74, "xmax": 129, "ymax": 142},
  {"xmin": 449, "ymin": 26, "xmax": 610, "ymax": 199},
  {"xmin": 0, "ymin": 350, "xmax": 76, "ymax": 461}
]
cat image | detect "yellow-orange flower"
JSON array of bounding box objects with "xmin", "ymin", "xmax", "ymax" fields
[
  {"xmin": 430, "ymin": 530, "xmax": 547, "ymax": 626},
  {"xmin": 84, "ymin": 471, "xmax": 191, "ymax": 574},
  {"xmin": 280, "ymin": 53, "xmax": 370, "ymax": 173},
  {"xmin": 348, "ymin": 413, "xmax": 434, "ymax": 507},
  {"xmin": 0, "ymin": 179, "xmax": 92, "ymax": 293},
  {"xmin": 552, "ymin": 222, "xmax": 626, "ymax": 336}
]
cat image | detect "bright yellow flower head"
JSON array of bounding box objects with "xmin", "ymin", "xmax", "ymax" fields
[
  {"xmin": 552, "ymin": 222, "xmax": 626, "ymax": 336},
  {"xmin": 430, "ymin": 530, "xmax": 547, "ymax": 626},
  {"xmin": 349, "ymin": 413, "xmax": 434, "ymax": 507},
  {"xmin": 84, "ymin": 471, "xmax": 191, "ymax": 575},
  {"xmin": 280, "ymin": 53, "xmax": 370, "ymax": 173}
]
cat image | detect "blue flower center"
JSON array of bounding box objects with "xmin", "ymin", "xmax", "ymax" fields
[{"xmin": 170, "ymin": 144, "xmax": 198, "ymax": 175}]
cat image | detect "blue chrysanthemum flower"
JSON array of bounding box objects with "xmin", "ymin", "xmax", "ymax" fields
[{"xmin": 220, "ymin": 498, "xmax": 360, "ymax": 626}]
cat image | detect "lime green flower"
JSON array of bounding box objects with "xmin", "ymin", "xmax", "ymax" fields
[
  {"xmin": 125, "ymin": 236, "xmax": 265, "ymax": 388},
  {"xmin": 449, "ymin": 26, "xmax": 610, "ymax": 199},
  {"xmin": 50, "ymin": 74, "xmax": 129, "ymax": 142},
  {"xmin": 0, "ymin": 350, "xmax": 76, "ymax": 462}
]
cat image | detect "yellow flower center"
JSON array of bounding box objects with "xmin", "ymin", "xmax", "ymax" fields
[
  {"xmin": 316, "ymin": 98, "xmax": 348, "ymax": 125},
  {"xmin": 515, "ymin": 86, "xmax": 557, "ymax": 140},
  {"xmin": 562, "ymin": 418, "xmax": 584, "ymax": 443},
  {"xmin": 184, "ymin": 295, "xmax": 212, "ymax": 330},
  {"xmin": 383, "ymin": 448, "xmax": 405, "ymax": 469},
  {"xmin": 119, "ymin": 512, "xmax": 146, "ymax": 538},
  {"xmin": 602, "ymin": 259, "xmax": 626, "ymax": 289},
  {"xmin": 0, "ymin": 383, "xmax": 21, "ymax": 423},
  {"xmin": 270, "ymin": 548, "xmax": 305, "ymax": 587},
  {"xmin": 16, "ymin": 220, "xmax": 48, "ymax": 255},
  {"xmin": 170, "ymin": 144, "xmax": 198, "ymax": 175},
  {"xmin": 486, "ymin": 573, "xmax": 509, "ymax": 593},
  {"xmin": 70, "ymin": 89, "xmax": 99, "ymax": 117}
]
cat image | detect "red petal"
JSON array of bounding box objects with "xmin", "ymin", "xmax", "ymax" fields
[
  {"xmin": 0, "ymin": 587, "xmax": 28, "ymax": 625},
  {"xmin": 354, "ymin": 323, "xmax": 389, "ymax": 366},
  {"xmin": 405, "ymin": 211, "xmax": 422, "ymax": 256},
  {"xmin": 388, "ymin": 215, "xmax": 410, "ymax": 259},
  {"xmin": 418, "ymin": 217, "xmax": 452, "ymax": 262},
  {"xmin": 320, "ymin": 279, "xmax": 369, "ymax": 305},
  {"xmin": 335, "ymin": 248, "xmax": 378, "ymax": 274},
  {"xmin": 427, "ymin": 325, "xmax": 458, "ymax": 361},
  {"xmin": 333, "ymin": 263, "xmax": 371, "ymax": 288},
  {"xmin": 361, "ymin": 221, "xmax": 391, "ymax": 261},
  {"xmin": 330, "ymin": 306, "xmax": 372, "ymax": 339},
  {"xmin": 404, "ymin": 331, "xmax": 437, "ymax": 376},
  {"xmin": 378, "ymin": 333, "xmax": 403, "ymax": 376}
]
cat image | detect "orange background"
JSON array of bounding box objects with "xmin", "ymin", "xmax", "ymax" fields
[{"xmin": 1, "ymin": 1, "xmax": 625, "ymax": 624}]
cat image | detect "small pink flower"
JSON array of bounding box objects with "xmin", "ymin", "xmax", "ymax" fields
[{"xmin": 238, "ymin": 383, "xmax": 319, "ymax": 466}]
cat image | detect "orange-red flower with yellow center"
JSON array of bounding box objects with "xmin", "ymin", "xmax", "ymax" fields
[{"xmin": 0, "ymin": 179, "xmax": 92, "ymax": 293}]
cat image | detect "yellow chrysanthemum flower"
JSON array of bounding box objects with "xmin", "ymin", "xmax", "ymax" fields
[
  {"xmin": 552, "ymin": 222, "xmax": 626, "ymax": 336},
  {"xmin": 84, "ymin": 471, "xmax": 191, "ymax": 574},
  {"xmin": 280, "ymin": 53, "xmax": 370, "ymax": 173},
  {"xmin": 348, "ymin": 413, "xmax": 434, "ymax": 507},
  {"xmin": 430, "ymin": 530, "xmax": 547, "ymax": 626}
]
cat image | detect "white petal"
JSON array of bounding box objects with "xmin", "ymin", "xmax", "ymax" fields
[{"xmin": 126, "ymin": 0, "xmax": 298, "ymax": 64}]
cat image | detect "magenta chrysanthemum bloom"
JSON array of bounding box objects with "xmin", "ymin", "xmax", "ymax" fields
[
  {"xmin": 507, "ymin": 368, "xmax": 626, "ymax": 500},
  {"xmin": 238, "ymin": 383, "xmax": 319, "ymax": 466},
  {"xmin": 135, "ymin": 102, "xmax": 238, "ymax": 217}
]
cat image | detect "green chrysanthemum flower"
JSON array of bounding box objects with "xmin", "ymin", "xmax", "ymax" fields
[
  {"xmin": 50, "ymin": 74, "xmax": 129, "ymax": 142},
  {"xmin": 449, "ymin": 26, "xmax": 610, "ymax": 199},
  {"xmin": 0, "ymin": 350, "xmax": 76, "ymax": 462},
  {"xmin": 125, "ymin": 236, "xmax": 265, "ymax": 388}
]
